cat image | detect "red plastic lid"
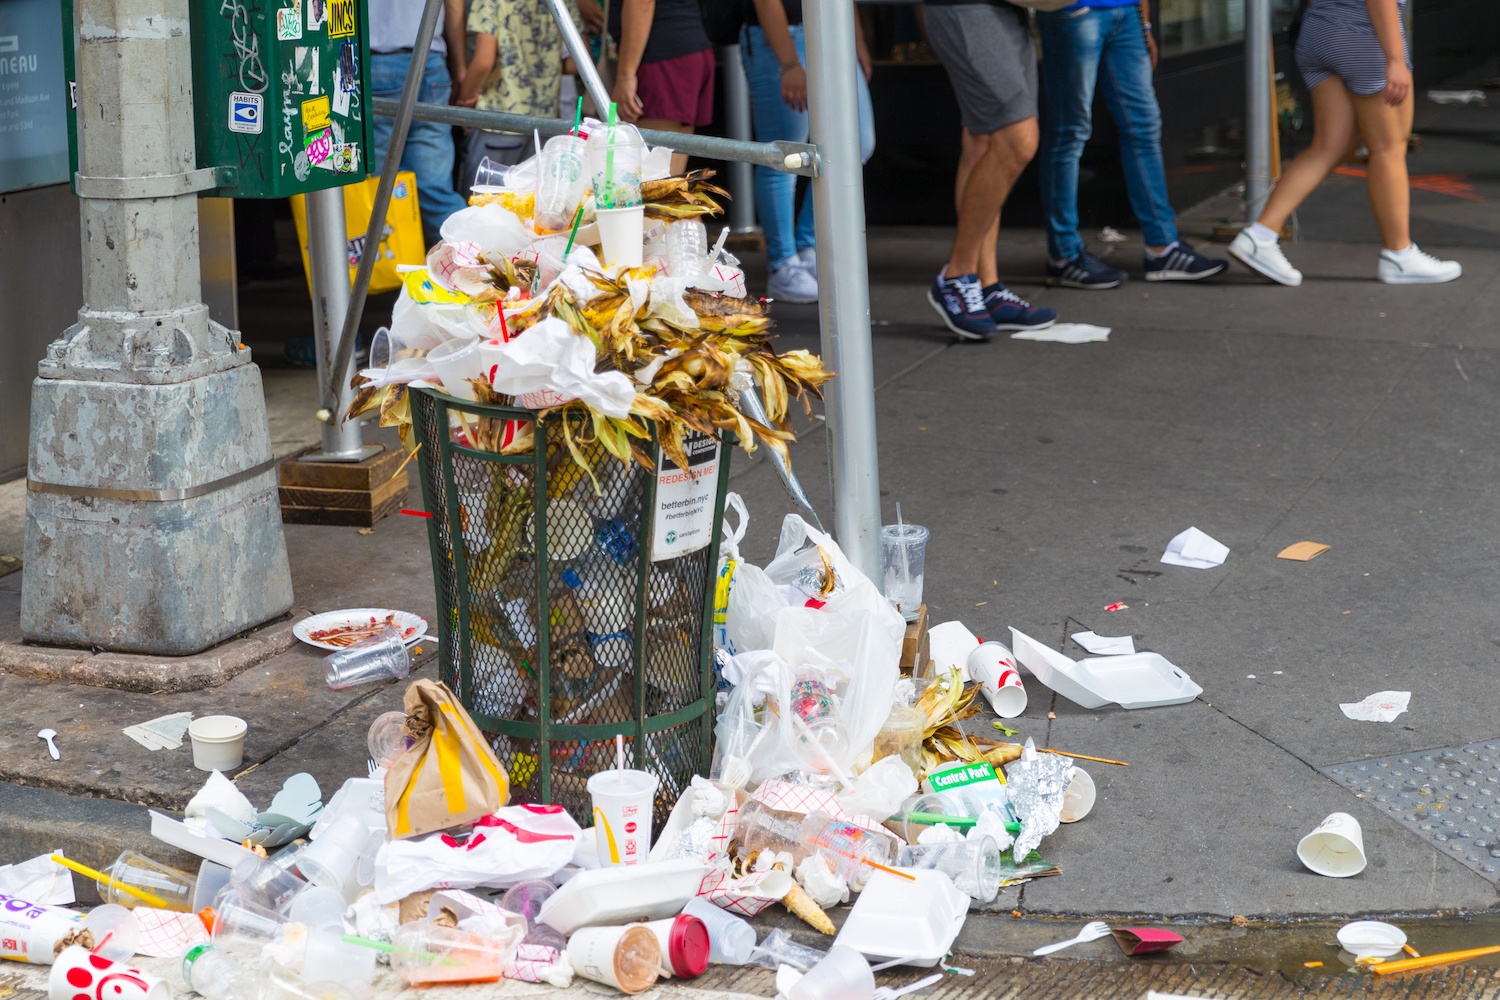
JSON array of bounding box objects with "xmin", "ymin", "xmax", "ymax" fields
[{"xmin": 667, "ymin": 914, "xmax": 711, "ymax": 978}]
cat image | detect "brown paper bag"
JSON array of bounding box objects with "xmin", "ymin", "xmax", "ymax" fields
[{"xmin": 385, "ymin": 679, "xmax": 510, "ymax": 839}]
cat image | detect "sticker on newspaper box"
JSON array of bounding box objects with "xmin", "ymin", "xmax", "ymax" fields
[
  {"xmin": 276, "ymin": 5, "xmax": 302, "ymax": 40},
  {"xmin": 650, "ymin": 432, "xmax": 719, "ymax": 562},
  {"xmin": 228, "ymin": 92, "xmax": 263, "ymax": 134}
]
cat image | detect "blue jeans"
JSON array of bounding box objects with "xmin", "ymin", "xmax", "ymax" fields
[
  {"xmin": 371, "ymin": 50, "xmax": 467, "ymax": 245},
  {"xmin": 741, "ymin": 25, "xmax": 876, "ymax": 271},
  {"xmin": 1037, "ymin": 4, "xmax": 1176, "ymax": 260}
]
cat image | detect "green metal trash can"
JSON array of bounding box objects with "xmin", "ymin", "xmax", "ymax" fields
[{"xmin": 410, "ymin": 387, "xmax": 731, "ymax": 828}]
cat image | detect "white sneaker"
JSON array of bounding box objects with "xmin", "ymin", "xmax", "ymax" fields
[
  {"xmin": 1228, "ymin": 229, "xmax": 1303, "ymax": 286},
  {"xmin": 1378, "ymin": 245, "xmax": 1462, "ymax": 284},
  {"xmin": 766, "ymin": 261, "xmax": 818, "ymax": 303},
  {"xmin": 796, "ymin": 247, "xmax": 817, "ymax": 273}
]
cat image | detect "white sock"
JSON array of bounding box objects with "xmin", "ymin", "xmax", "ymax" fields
[
  {"xmin": 1385, "ymin": 243, "xmax": 1416, "ymax": 258},
  {"xmin": 1248, "ymin": 222, "xmax": 1278, "ymax": 243},
  {"xmin": 1145, "ymin": 241, "xmax": 1178, "ymax": 259}
]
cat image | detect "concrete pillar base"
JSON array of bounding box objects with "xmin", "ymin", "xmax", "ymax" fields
[{"xmin": 21, "ymin": 362, "xmax": 294, "ymax": 655}]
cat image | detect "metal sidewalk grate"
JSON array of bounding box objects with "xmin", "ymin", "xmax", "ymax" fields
[{"xmin": 1323, "ymin": 740, "xmax": 1500, "ymax": 883}]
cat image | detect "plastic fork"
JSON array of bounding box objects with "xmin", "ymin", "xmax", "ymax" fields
[
  {"xmin": 873, "ymin": 972, "xmax": 944, "ymax": 999},
  {"xmin": 1033, "ymin": 921, "xmax": 1111, "ymax": 956}
]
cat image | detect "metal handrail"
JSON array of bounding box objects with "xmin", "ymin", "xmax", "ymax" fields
[{"xmin": 370, "ymin": 98, "xmax": 818, "ymax": 178}]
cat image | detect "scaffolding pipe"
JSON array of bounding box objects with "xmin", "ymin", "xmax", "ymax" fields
[
  {"xmin": 804, "ymin": 0, "xmax": 883, "ymax": 579},
  {"xmin": 1244, "ymin": 0, "xmax": 1273, "ymax": 218}
]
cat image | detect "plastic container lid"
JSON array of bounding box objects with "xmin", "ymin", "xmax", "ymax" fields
[{"xmin": 665, "ymin": 914, "xmax": 711, "ymax": 978}]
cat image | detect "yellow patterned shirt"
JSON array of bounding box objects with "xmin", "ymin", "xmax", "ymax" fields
[{"xmin": 468, "ymin": 0, "xmax": 566, "ymax": 119}]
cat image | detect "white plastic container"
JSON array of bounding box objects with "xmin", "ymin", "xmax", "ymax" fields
[
  {"xmin": 536, "ymin": 858, "xmax": 711, "ymax": 935},
  {"xmin": 189, "ymin": 716, "xmax": 247, "ymax": 772},
  {"xmin": 833, "ymin": 867, "xmax": 969, "ymax": 967}
]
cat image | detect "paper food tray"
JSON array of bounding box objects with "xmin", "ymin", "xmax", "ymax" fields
[
  {"xmin": 150, "ymin": 810, "xmax": 258, "ymax": 868},
  {"xmin": 1073, "ymin": 652, "xmax": 1202, "ymax": 709},
  {"xmin": 834, "ymin": 868, "xmax": 969, "ymax": 967},
  {"xmin": 537, "ymin": 858, "xmax": 711, "ymax": 935}
]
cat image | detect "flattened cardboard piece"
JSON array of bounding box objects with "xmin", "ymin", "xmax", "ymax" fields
[{"xmin": 1277, "ymin": 541, "xmax": 1330, "ymax": 561}]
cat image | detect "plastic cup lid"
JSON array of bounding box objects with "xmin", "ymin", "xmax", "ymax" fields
[{"xmin": 667, "ymin": 914, "xmax": 710, "ymax": 978}]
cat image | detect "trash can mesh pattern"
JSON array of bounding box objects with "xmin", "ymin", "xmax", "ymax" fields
[{"xmin": 411, "ymin": 387, "xmax": 726, "ymax": 828}]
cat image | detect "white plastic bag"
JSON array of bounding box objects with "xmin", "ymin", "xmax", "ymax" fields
[
  {"xmin": 772, "ymin": 606, "xmax": 898, "ymax": 765},
  {"xmin": 485, "ymin": 317, "xmax": 635, "ymax": 418},
  {"xmin": 439, "ymin": 203, "xmax": 533, "ymax": 258},
  {"xmin": 372, "ymin": 806, "xmax": 579, "ymax": 902},
  {"xmin": 713, "ymin": 494, "xmax": 786, "ymax": 657},
  {"xmin": 765, "ymin": 515, "xmax": 907, "ymax": 646}
]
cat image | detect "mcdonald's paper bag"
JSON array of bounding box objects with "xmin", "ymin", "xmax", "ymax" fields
[{"xmin": 385, "ymin": 679, "xmax": 510, "ymax": 839}]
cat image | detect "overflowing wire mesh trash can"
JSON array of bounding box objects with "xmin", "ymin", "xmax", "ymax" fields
[{"xmin": 410, "ymin": 387, "xmax": 731, "ymax": 827}]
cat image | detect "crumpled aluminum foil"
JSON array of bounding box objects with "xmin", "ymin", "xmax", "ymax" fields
[{"xmin": 1005, "ymin": 739, "xmax": 1076, "ymax": 859}]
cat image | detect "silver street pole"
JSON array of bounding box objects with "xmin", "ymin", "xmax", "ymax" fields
[
  {"xmin": 1244, "ymin": 0, "xmax": 1273, "ymax": 218},
  {"xmin": 721, "ymin": 44, "xmax": 759, "ymax": 235},
  {"xmin": 305, "ymin": 189, "xmax": 380, "ymax": 461},
  {"xmin": 804, "ymin": 0, "xmax": 882, "ymax": 580},
  {"xmin": 542, "ymin": 0, "xmax": 613, "ymax": 114}
]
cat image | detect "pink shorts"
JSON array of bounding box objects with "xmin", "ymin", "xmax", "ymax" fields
[{"xmin": 636, "ymin": 48, "xmax": 715, "ymax": 128}]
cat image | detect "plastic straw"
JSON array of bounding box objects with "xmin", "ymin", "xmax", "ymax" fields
[
  {"xmin": 602, "ymin": 103, "xmax": 618, "ymax": 209},
  {"xmin": 1373, "ymin": 945, "xmax": 1500, "ymax": 975},
  {"xmin": 562, "ymin": 203, "xmax": 585, "ymax": 260},
  {"xmin": 895, "ymin": 502, "xmax": 911, "ymax": 592},
  {"xmin": 899, "ymin": 811, "xmax": 1021, "ymax": 834},
  {"xmin": 343, "ymin": 934, "xmax": 395, "ymax": 954},
  {"xmin": 571, "ymin": 96, "xmax": 583, "ymax": 137},
  {"xmin": 91, "ymin": 932, "xmax": 114, "ymax": 955},
  {"xmin": 616, "ymin": 734, "xmax": 625, "ymax": 772},
  {"xmin": 534, "ymin": 130, "xmax": 542, "ymax": 158},
  {"xmin": 819, "ymin": 844, "xmax": 916, "ymax": 883},
  {"xmin": 50, "ymin": 853, "xmax": 169, "ymax": 909}
]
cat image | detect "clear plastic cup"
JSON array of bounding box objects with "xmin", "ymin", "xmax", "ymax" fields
[
  {"xmin": 285, "ymin": 886, "xmax": 347, "ymax": 930},
  {"xmin": 101, "ymin": 851, "xmax": 196, "ymax": 911},
  {"xmin": 472, "ymin": 156, "xmax": 509, "ymax": 193},
  {"xmin": 299, "ymin": 927, "xmax": 376, "ymax": 986},
  {"xmin": 210, "ymin": 889, "xmax": 288, "ymax": 957},
  {"xmin": 799, "ymin": 813, "xmax": 895, "ymax": 891},
  {"xmin": 534, "ymin": 134, "xmax": 588, "ymax": 232},
  {"xmin": 263, "ymin": 959, "xmax": 355, "ymax": 1000},
  {"xmin": 231, "ymin": 856, "xmax": 307, "ymax": 912},
  {"xmin": 681, "ymin": 898, "xmax": 755, "ymax": 966},
  {"xmin": 895, "ymin": 791, "xmax": 978, "ymax": 844},
  {"xmin": 881, "ymin": 523, "xmax": 929, "ymax": 621},
  {"xmin": 499, "ymin": 880, "xmax": 567, "ymax": 950},
  {"xmin": 82, "ymin": 903, "xmax": 141, "ymax": 962},
  {"xmin": 785, "ymin": 671, "xmax": 851, "ymax": 774},
  {"xmin": 426, "ymin": 336, "xmax": 485, "ymax": 401},
  {"xmin": 746, "ymin": 928, "xmax": 826, "ymax": 972},
  {"xmin": 391, "ymin": 922, "xmax": 515, "ymax": 985},
  {"xmin": 587, "ymin": 768, "xmax": 658, "ymax": 866},
  {"xmin": 897, "ymin": 835, "xmax": 1002, "ymax": 903},
  {"xmin": 786, "ymin": 945, "xmax": 874, "ymax": 1000},
  {"xmin": 872, "ymin": 703, "xmax": 926, "ymax": 778},
  {"xmin": 296, "ymin": 816, "xmax": 375, "ymax": 902},
  {"xmin": 324, "ymin": 627, "xmax": 411, "ymax": 690},
  {"xmin": 192, "ymin": 860, "xmax": 235, "ymax": 914},
  {"xmin": 366, "ymin": 711, "xmax": 411, "ymax": 768},
  {"xmin": 182, "ymin": 944, "xmax": 248, "ymax": 1000},
  {"xmin": 585, "ymin": 123, "xmax": 645, "ymax": 209}
]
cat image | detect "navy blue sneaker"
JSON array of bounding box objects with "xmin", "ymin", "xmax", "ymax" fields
[
  {"xmin": 1046, "ymin": 250, "xmax": 1127, "ymax": 290},
  {"xmin": 1143, "ymin": 240, "xmax": 1228, "ymax": 281},
  {"xmin": 928, "ymin": 269, "xmax": 998, "ymax": 341},
  {"xmin": 984, "ymin": 283, "xmax": 1057, "ymax": 331}
]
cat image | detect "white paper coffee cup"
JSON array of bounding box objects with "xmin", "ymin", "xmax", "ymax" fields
[
  {"xmin": 595, "ymin": 205, "xmax": 645, "ymax": 268},
  {"xmin": 1060, "ymin": 767, "xmax": 1096, "ymax": 823},
  {"xmin": 587, "ymin": 768, "xmax": 658, "ymax": 866},
  {"xmin": 567, "ymin": 924, "xmax": 661, "ymax": 994},
  {"xmin": 967, "ymin": 642, "xmax": 1027, "ymax": 718},
  {"xmin": 1298, "ymin": 811, "xmax": 1366, "ymax": 877},
  {"xmin": 50, "ymin": 945, "xmax": 171, "ymax": 1000}
]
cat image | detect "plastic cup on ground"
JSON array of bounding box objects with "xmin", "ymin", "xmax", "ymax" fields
[
  {"xmin": 299, "ymin": 928, "xmax": 376, "ymax": 987},
  {"xmin": 189, "ymin": 716, "xmax": 247, "ymax": 773},
  {"xmin": 880, "ymin": 523, "xmax": 928, "ymax": 622},
  {"xmin": 51, "ymin": 945, "xmax": 170, "ymax": 1000},
  {"xmin": 587, "ymin": 767, "xmax": 658, "ymax": 866},
  {"xmin": 967, "ymin": 641, "xmax": 1027, "ymax": 719},
  {"xmin": 897, "ymin": 835, "xmax": 1001, "ymax": 903},
  {"xmin": 534, "ymin": 134, "xmax": 588, "ymax": 232},
  {"xmin": 1060, "ymin": 768, "xmax": 1096, "ymax": 823},
  {"xmin": 366, "ymin": 711, "xmax": 410, "ymax": 768},
  {"xmin": 192, "ymin": 860, "xmax": 234, "ymax": 914},
  {"xmin": 286, "ymin": 886, "xmax": 347, "ymax": 930},
  {"xmin": 426, "ymin": 337, "xmax": 484, "ymax": 401},
  {"xmin": 897, "ymin": 792, "xmax": 977, "ymax": 845},
  {"xmin": 296, "ymin": 816, "xmax": 373, "ymax": 902},
  {"xmin": 82, "ymin": 904, "xmax": 141, "ymax": 962},
  {"xmin": 1298, "ymin": 812, "xmax": 1367, "ymax": 877},
  {"xmin": 264, "ymin": 960, "xmax": 355, "ymax": 1000},
  {"xmin": 391, "ymin": 923, "xmax": 514, "ymax": 985},
  {"xmin": 231, "ymin": 856, "xmax": 306, "ymax": 912},
  {"xmin": 323, "ymin": 628, "xmax": 411, "ymax": 690},
  {"xmin": 595, "ymin": 205, "xmax": 646, "ymax": 268},
  {"xmin": 642, "ymin": 914, "xmax": 710, "ymax": 978},
  {"xmin": 210, "ymin": 889, "xmax": 287, "ymax": 957},
  {"xmin": 100, "ymin": 851, "xmax": 196, "ymax": 912},
  {"xmin": 872, "ymin": 704, "xmax": 926, "ymax": 778},
  {"xmin": 567, "ymin": 924, "xmax": 661, "ymax": 994},
  {"xmin": 500, "ymin": 880, "xmax": 566, "ymax": 950},
  {"xmin": 786, "ymin": 945, "xmax": 875, "ymax": 1000},
  {"xmin": 681, "ymin": 899, "xmax": 755, "ymax": 965}
]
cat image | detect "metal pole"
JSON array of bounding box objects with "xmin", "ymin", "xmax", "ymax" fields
[
  {"xmin": 305, "ymin": 189, "xmax": 380, "ymax": 462},
  {"xmin": 721, "ymin": 44, "xmax": 760, "ymax": 235},
  {"xmin": 542, "ymin": 0, "xmax": 613, "ymax": 115},
  {"xmin": 1244, "ymin": 0, "xmax": 1273, "ymax": 219},
  {"xmin": 324, "ymin": 0, "xmax": 443, "ymax": 420},
  {"xmin": 804, "ymin": 0, "xmax": 882, "ymax": 580}
]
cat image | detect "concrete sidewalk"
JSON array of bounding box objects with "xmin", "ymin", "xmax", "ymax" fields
[{"xmin": 1, "ymin": 93, "xmax": 1498, "ymax": 956}]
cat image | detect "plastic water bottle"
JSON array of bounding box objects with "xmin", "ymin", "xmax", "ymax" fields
[
  {"xmin": 664, "ymin": 220, "xmax": 709, "ymax": 279},
  {"xmin": 181, "ymin": 945, "xmax": 249, "ymax": 1000}
]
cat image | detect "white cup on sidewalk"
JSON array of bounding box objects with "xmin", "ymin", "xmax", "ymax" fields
[
  {"xmin": 967, "ymin": 641, "xmax": 1027, "ymax": 719},
  {"xmin": 587, "ymin": 768, "xmax": 658, "ymax": 867},
  {"xmin": 1298, "ymin": 812, "xmax": 1367, "ymax": 877}
]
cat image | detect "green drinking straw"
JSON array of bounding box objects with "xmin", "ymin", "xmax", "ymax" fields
[
  {"xmin": 602, "ymin": 102, "xmax": 618, "ymax": 209},
  {"xmin": 571, "ymin": 95, "xmax": 584, "ymax": 136},
  {"xmin": 562, "ymin": 202, "xmax": 585, "ymax": 260}
]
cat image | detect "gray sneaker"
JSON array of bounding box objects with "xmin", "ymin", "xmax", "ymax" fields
[{"xmin": 767, "ymin": 261, "xmax": 818, "ymax": 303}]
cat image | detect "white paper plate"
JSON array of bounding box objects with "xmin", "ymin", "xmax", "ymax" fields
[
  {"xmin": 1337, "ymin": 920, "xmax": 1407, "ymax": 958},
  {"xmin": 294, "ymin": 608, "xmax": 428, "ymax": 651}
]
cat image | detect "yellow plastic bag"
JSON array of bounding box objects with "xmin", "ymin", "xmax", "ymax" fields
[{"xmin": 290, "ymin": 172, "xmax": 425, "ymax": 295}]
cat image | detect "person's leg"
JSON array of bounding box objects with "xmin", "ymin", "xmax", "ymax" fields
[
  {"xmin": 367, "ymin": 52, "xmax": 406, "ymax": 171},
  {"xmin": 742, "ymin": 26, "xmax": 807, "ymax": 270},
  {"xmin": 1036, "ymin": 8, "xmax": 1105, "ymax": 261},
  {"xmin": 639, "ymin": 121, "xmax": 693, "ymax": 176},
  {"xmin": 1351, "ymin": 87, "xmax": 1413, "ymax": 251},
  {"xmin": 398, "ymin": 51, "xmax": 468, "ymax": 243},
  {"xmin": 1256, "ymin": 79, "xmax": 1358, "ymax": 232},
  {"xmin": 953, "ymin": 119, "xmax": 1038, "ymax": 286},
  {"xmin": 1094, "ymin": 7, "xmax": 1176, "ymax": 251}
]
